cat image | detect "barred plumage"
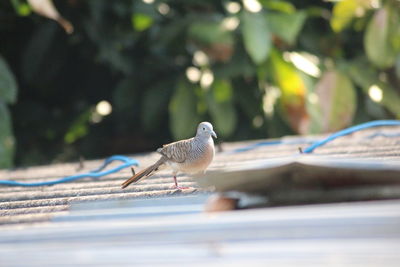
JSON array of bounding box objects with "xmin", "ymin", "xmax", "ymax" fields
[{"xmin": 121, "ymin": 122, "xmax": 217, "ymax": 189}]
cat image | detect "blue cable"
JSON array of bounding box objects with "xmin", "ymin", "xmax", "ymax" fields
[
  {"xmin": 228, "ymin": 138, "xmax": 319, "ymax": 154},
  {"xmin": 231, "ymin": 140, "xmax": 284, "ymax": 153},
  {"xmin": 302, "ymin": 120, "xmax": 400, "ymax": 153},
  {"xmin": 366, "ymin": 132, "xmax": 400, "ymax": 139},
  {"xmin": 0, "ymin": 155, "xmax": 138, "ymax": 187},
  {"xmin": 229, "ymin": 120, "xmax": 400, "ymax": 154}
]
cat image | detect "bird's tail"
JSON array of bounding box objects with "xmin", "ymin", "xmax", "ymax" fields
[{"xmin": 121, "ymin": 157, "xmax": 166, "ymax": 189}]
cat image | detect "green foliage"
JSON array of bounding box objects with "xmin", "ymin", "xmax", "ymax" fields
[
  {"xmin": 141, "ymin": 82, "xmax": 171, "ymax": 132},
  {"xmin": 0, "ymin": 0, "xmax": 399, "ymax": 167},
  {"xmin": 169, "ymin": 80, "xmax": 202, "ymax": 139},
  {"xmin": 132, "ymin": 13, "xmax": 154, "ymax": 32},
  {"xmin": 64, "ymin": 109, "xmax": 92, "ymax": 144},
  {"xmin": 207, "ymin": 79, "xmax": 237, "ymax": 137},
  {"xmin": 0, "ymin": 102, "xmax": 15, "ymax": 167},
  {"xmin": 364, "ymin": 6, "xmax": 397, "ymax": 68},
  {"xmin": 189, "ymin": 21, "xmax": 234, "ymax": 46},
  {"xmin": 330, "ymin": 0, "xmax": 359, "ymax": 32},
  {"xmin": 349, "ymin": 58, "xmax": 400, "ymax": 116},
  {"xmin": 267, "ymin": 11, "xmax": 307, "ymax": 45},
  {"xmin": 10, "ymin": 0, "xmax": 31, "ymax": 16},
  {"xmin": 269, "ymin": 49, "xmax": 308, "ymax": 133},
  {"xmin": 0, "ymin": 56, "xmax": 17, "ymax": 168},
  {"xmin": 241, "ymin": 10, "xmax": 271, "ymax": 64},
  {"xmin": 0, "ymin": 56, "xmax": 17, "ymax": 104}
]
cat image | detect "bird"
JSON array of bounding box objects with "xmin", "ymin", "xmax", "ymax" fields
[{"xmin": 121, "ymin": 122, "xmax": 217, "ymax": 189}]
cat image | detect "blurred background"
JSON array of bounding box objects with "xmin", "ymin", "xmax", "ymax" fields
[{"xmin": 0, "ymin": 0, "xmax": 399, "ymax": 168}]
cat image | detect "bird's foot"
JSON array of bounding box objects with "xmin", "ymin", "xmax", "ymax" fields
[{"xmin": 174, "ymin": 185, "xmax": 191, "ymax": 190}]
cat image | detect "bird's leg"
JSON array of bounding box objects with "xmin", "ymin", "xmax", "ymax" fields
[{"xmin": 173, "ymin": 175, "xmax": 189, "ymax": 190}]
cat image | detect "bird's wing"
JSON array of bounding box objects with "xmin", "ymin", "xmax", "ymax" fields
[{"xmin": 158, "ymin": 138, "xmax": 193, "ymax": 163}]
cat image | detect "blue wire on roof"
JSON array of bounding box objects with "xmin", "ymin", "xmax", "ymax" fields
[
  {"xmin": 231, "ymin": 140, "xmax": 284, "ymax": 153},
  {"xmin": 302, "ymin": 120, "xmax": 400, "ymax": 153},
  {"xmin": 0, "ymin": 155, "xmax": 138, "ymax": 187},
  {"xmin": 230, "ymin": 120, "xmax": 400, "ymax": 154},
  {"xmin": 228, "ymin": 138, "xmax": 319, "ymax": 154},
  {"xmin": 365, "ymin": 132, "xmax": 400, "ymax": 139}
]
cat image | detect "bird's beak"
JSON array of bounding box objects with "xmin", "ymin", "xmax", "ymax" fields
[{"xmin": 211, "ymin": 130, "xmax": 217, "ymax": 139}]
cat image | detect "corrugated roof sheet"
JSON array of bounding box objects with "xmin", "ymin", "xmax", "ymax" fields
[{"xmin": 1, "ymin": 126, "xmax": 400, "ymax": 265}]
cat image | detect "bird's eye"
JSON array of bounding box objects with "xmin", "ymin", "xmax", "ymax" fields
[{"xmin": 202, "ymin": 127, "xmax": 205, "ymax": 130}]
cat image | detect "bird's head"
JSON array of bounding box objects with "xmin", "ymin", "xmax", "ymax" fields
[{"xmin": 196, "ymin": 122, "xmax": 217, "ymax": 139}]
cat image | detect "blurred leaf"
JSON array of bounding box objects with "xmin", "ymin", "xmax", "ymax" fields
[
  {"xmin": 0, "ymin": 56, "xmax": 17, "ymax": 104},
  {"xmin": 330, "ymin": 0, "xmax": 358, "ymax": 32},
  {"xmin": 132, "ymin": 13, "xmax": 154, "ymax": 32},
  {"xmin": 188, "ymin": 20, "xmax": 234, "ymax": 62},
  {"xmin": 315, "ymin": 70, "xmax": 356, "ymax": 132},
  {"xmin": 233, "ymin": 80, "xmax": 261, "ymax": 120},
  {"xmin": 64, "ymin": 110, "xmax": 91, "ymax": 144},
  {"xmin": 111, "ymin": 78, "xmax": 137, "ymax": 133},
  {"xmin": 11, "ymin": 0, "xmax": 32, "ymax": 16},
  {"xmin": 142, "ymin": 83, "xmax": 170, "ymax": 132},
  {"xmin": 188, "ymin": 21, "xmax": 233, "ymax": 45},
  {"xmin": 349, "ymin": 58, "xmax": 400, "ymax": 116},
  {"xmin": 388, "ymin": 6, "xmax": 400, "ymax": 52},
  {"xmin": 213, "ymin": 79, "xmax": 232, "ymax": 101},
  {"xmin": 98, "ymin": 46, "xmax": 133, "ymax": 74},
  {"xmin": 260, "ymin": 0, "xmax": 296, "ymax": 14},
  {"xmin": 213, "ymin": 47, "xmax": 255, "ymax": 81},
  {"xmin": 298, "ymin": 72, "xmax": 322, "ymax": 134},
  {"xmin": 0, "ymin": 101, "xmax": 15, "ymax": 168},
  {"xmin": 203, "ymin": 43, "xmax": 234, "ymax": 63},
  {"xmin": 364, "ymin": 7, "xmax": 396, "ymax": 68},
  {"xmin": 305, "ymin": 98, "xmax": 323, "ymax": 134},
  {"xmin": 207, "ymin": 80, "xmax": 237, "ymax": 137},
  {"xmin": 396, "ymin": 55, "xmax": 400, "ymax": 79},
  {"xmin": 169, "ymin": 80, "xmax": 202, "ymax": 139},
  {"xmin": 347, "ymin": 58, "xmax": 377, "ymax": 88},
  {"xmin": 22, "ymin": 23, "xmax": 57, "ymax": 83},
  {"xmin": 305, "ymin": 6, "xmax": 331, "ymax": 17},
  {"xmin": 364, "ymin": 97, "xmax": 387, "ymax": 119},
  {"xmin": 241, "ymin": 10, "xmax": 271, "ymax": 65},
  {"xmin": 269, "ymin": 49, "xmax": 309, "ymax": 133},
  {"xmin": 267, "ymin": 11, "xmax": 307, "ymax": 45},
  {"xmin": 153, "ymin": 18, "xmax": 188, "ymax": 47},
  {"xmin": 28, "ymin": 0, "xmax": 73, "ymax": 34},
  {"xmin": 113, "ymin": 78, "xmax": 136, "ymax": 112}
]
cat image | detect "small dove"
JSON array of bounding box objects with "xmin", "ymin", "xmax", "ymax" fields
[{"xmin": 121, "ymin": 122, "xmax": 217, "ymax": 189}]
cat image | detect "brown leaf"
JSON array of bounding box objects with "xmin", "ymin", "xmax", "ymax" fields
[
  {"xmin": 203, "ymin": 43, "xmax": 234, "ymax": 63},
  {"xmin": 28, "ymin": 0, "xmax": 74, "ymax": 34},
  {"xmin": 315, "ymin": 70, "xmax": 356, "ymax": 132},
  {"xmin": 283, "ymin": 98, "xmax": 310, "ymax": 134}
]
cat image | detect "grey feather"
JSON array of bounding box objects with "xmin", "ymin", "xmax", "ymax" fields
[{"xmin": 121, "ymin": 121, "xmax": 216, "ymax": 189}]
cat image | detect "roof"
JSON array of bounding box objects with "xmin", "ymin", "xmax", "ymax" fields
[{"xmin": 1, "ymin": 125, "xmax": 400, "ymax": 265}]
